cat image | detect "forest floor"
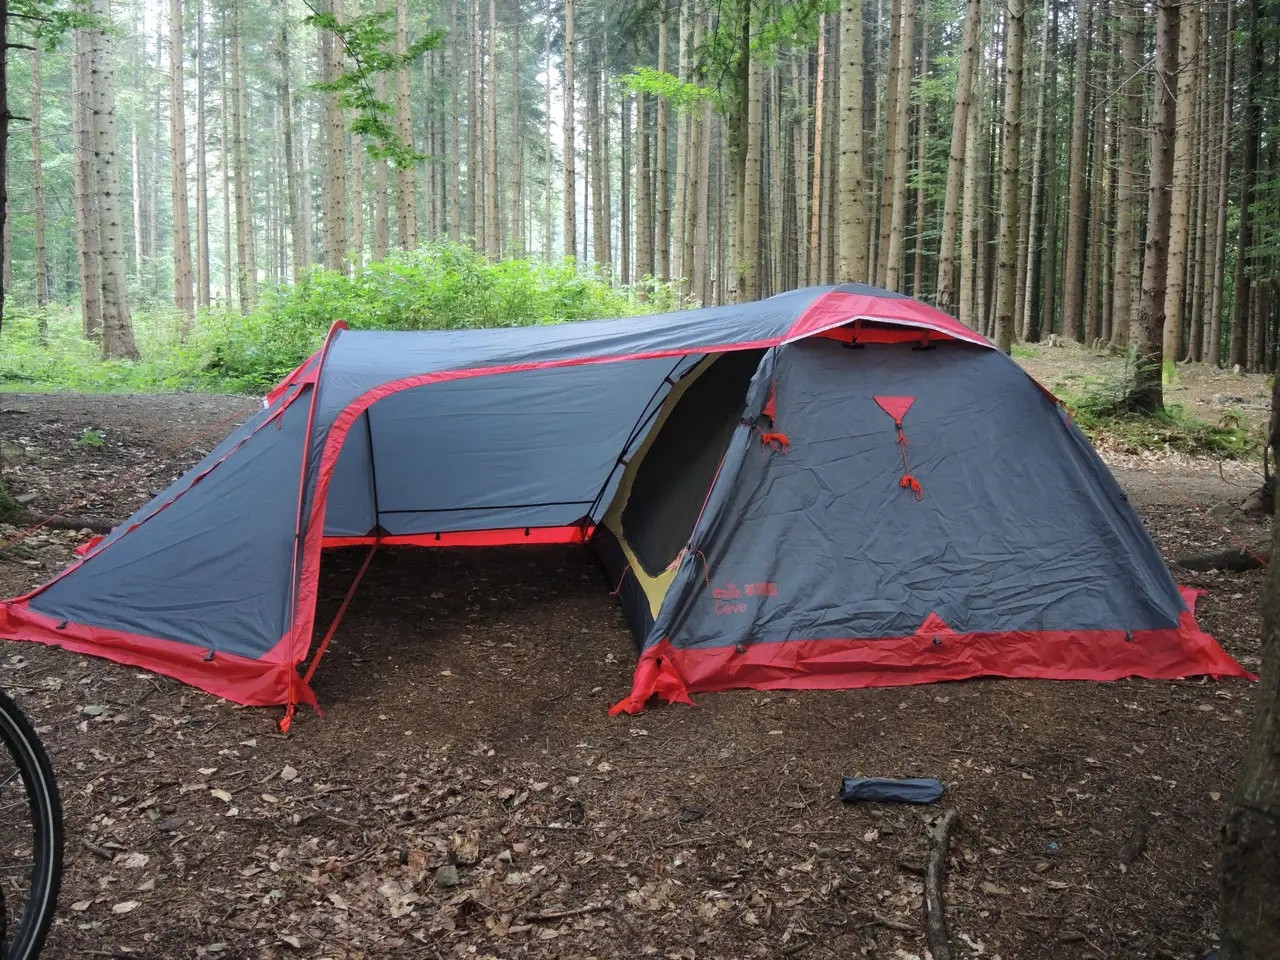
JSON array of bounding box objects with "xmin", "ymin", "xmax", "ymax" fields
[{"xmin": 0, "ymin": 348, "xmax": 1272, "ymax": 960}]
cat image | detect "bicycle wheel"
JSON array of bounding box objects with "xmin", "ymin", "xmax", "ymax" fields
[{"xmin": 0, "ymin": 688, "xmax": 63, "ymax": 960}]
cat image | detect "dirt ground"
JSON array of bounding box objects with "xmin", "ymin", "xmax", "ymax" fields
[{"xmin": 0, "ymin": 351, "xmax": 1271, "ymax": 960}]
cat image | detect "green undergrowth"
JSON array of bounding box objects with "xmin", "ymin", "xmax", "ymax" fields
[
  {"xmin": 1061, "ymin": 380, "xmax": 1258, "ymax": 459},
  {"xmin": 0, "ymin": 243, "xmax": 684, "ymax": 395}
]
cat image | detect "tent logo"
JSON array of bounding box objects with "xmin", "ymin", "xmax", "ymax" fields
[{"xmin": 712, "ymin": 581, "xmax": 778, "ymax": 615}]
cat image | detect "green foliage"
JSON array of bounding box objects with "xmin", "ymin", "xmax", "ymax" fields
[
  {"xmin": 620, "ymin": 66, "xmax": 717, "ymax": 111},
  {"xmin": 305, "ymin": 9, "xmax": 443, "ymax": 167},
  {"xmin": 1060, "ymin": 380, "xmax": 1257, "ymax": 459},
  {"xmin": 1, "ymin": 244, "xmax": 681, "ymax": 395},
  {"xmin": 76, "ymin": 427, "xmax": 104, "ymax": 447}
]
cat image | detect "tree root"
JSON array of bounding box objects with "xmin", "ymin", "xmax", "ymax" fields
[{"xmin": 924, "ymin": 808, "xmax": 959, "ymax": 960}]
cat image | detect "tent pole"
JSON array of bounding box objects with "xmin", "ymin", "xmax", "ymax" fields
[{"xmin": 301, "ymin": 542, "xmax": 380, "ymax": 690}]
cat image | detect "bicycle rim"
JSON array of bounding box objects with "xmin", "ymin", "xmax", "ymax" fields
[{"xmin": 0, "ymin": 689, "xmax": 63, "ymax": 960}]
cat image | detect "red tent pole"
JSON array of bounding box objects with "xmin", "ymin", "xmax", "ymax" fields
[{"xmin": 301, "ymin": 542, "xmax": 380, "ymax": 690}]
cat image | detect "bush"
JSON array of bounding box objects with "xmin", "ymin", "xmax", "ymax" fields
[{"xmin": 0, "ymin": 243, "xmax": 686, "ymax": 395}]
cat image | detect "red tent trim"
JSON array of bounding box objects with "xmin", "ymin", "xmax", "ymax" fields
[{"xmin": 611, "ymin": 588, "xmax": 1252, "ymax": 714}]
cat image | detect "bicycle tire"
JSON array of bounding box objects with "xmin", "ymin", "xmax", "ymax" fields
[{"xmin": 0, "ymin": 688, "xmax": 63, "ymax": 960}]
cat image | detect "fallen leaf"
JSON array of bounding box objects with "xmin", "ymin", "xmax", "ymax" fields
[
  {"xmin": 281, "ymin": 765, "xmax": 299, "ymax": 782},
  {"xmin": 112, "ymin": 900, "xmax": 140, "ymax": 914},
  {"xmin": 211, "ymin": 789, "xmax": 233, "ymax": 803}
]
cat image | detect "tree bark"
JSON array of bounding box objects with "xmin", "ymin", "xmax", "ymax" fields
[
  {"xmin": 836, "ymin": 0, "xmax": 868, "ymax": 283},
  {"xmin": 808, "ymin": 15, "xmax": 827, "ymax": 288},
  {"xmin": 74, "ymin": 23, "xmax": 104, "ymax": 336},
  {"xmin": 739, "ymin": 41, "xmax": 763, "ymax": 302},
  {"xmin": 936, "ymin": 0, "xmax": 980, "ymax": 314},
  {"xmin": 396, "ymin": 0, "xmax": 419, "ymax": 251},
  {"xmin": 229, "ymin": 0, "xmax": 256, "ymax": 309},
  {"xmin": 655, "ymin": 14, "xmax": 671, "ymax": 282},
  {"xmin": 483, "ymin": 0, "xmax": 499, "ymax": 257},
  {"xmin": 1060, "ymin": 0, "xmax": 1091, "ymax": 341},
  {"xmin": 1021, "ymin": 0, "xmax": 1052, "ymax": 342},
  {"xmin": 92, "ymin": 0, "xmax": 139, "ymax": 359},
  {"xmin": 912, "ymin": 26, "xmax": 929, "ymax": 298},
  {"xmin": 883, "ymin": 0, "xmax": 915, "ymax": 292},
  {"xmin": 1206, "ymin": 0, "xmax": 1232, "ymax": 368},
  {"xmin": 635, "ymin": 91, "xmax": 652, "ymax": 283},
  {"xmin": 958, "ymin": 42, "xmax": 982, "ymax": 330},
  {"xmin": 1109, "ymin": 0, "xmax": 1141, "ymax": 351},
  {"xmin": 543, "ymin": 0, "xmax": 553, "ymax": 257},
  {"xmin": 1125, "ymin": 0, "xmax": 1175, "ymax": 413},
  {"xmin": 31, "ymin": 39, "xmax": 47, "ymax": 310},
  {"xmin": 993, "ymin": 0, "xmax": 1024, "ymax": 353},
  {"xmin": 1228, "ymin": 0, "xmax": 1259, "ymax": 372},
  {"xmin": 512, "ymin": 11, "xmax": 524, "ymax": 258},
  {"xmin": 1161, "ymin": 1, "xmax": 1197, "ymax": 380},
  {"xmin": 562, "ymin": 0, "xmax": 576, "ymax": 261},
  {"xmin": 194, "ymin": 0, "xmax": 211, "ymax": 305},
  {"xmin": 673, "ymin": 1, "xmax": 689, "ymax": 287},
  {"xmin": 169, "ymin": 0, "xmax": 194, "ymax": 325}
]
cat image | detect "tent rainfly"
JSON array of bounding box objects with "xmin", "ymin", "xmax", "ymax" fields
[{"xmin": 0, "ymin": 285, "xmax": 1249, "ymax": 726}]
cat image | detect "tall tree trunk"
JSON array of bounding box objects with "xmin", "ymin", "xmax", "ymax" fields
[
  {"xmin": 635, "ymin": 92, "xmax": 652, "ymax": 283},
  {"xmin": 170, "ymin": 0, "xmax": 194, "ymax": 325},
  {"xmin": 1021, "ymin": 0, "xmax": 1052, "ymax": 341},
  {"xmin": 621, "ymin": 92, "xmax": 631, "ymax": 280},
  {"xmin": 396, "ymin": 0, "xmax": 419, "ymax": 251},
  {"xmin": 911, "ymin": 27, "xmax": 928, "ymax": 298},
  {"xmin": 130, "ymin": 120, "xmax": 143, "ymax": 279},
  {"xmin": 589, "ymin": 49, "xmax": 606, "ymax": 268},
  {"xmin": 512, "ymin": 12, "xmax": 524, "ymax": 258},
  {"xmin": 1083, "ymin": 2, "xmax": 1109, "ymax": 345},
  {"xmin": 320, "ymin": 1, "xmax": 346, "ymax": 270},
  {"xmin": 484, "ymin": 0, "xmax": 499, "ymax": 257},
  {"xmin": 349, "ymin": 0, "xmax": 365, "ymax": 270},
  {"xmin": 194, "ymin": 0, "xmax": 211, "ymax": 306},
  {"xmin": 1228, "ymin": 0, "xmax": 1259, "ymax": 372},
  {"xmin": 694, "ymin": 95, "xmax": 712, "ymax": 303},
  {"xmin": 993, "ymin": 0, "xmax": 1025, "ymax": 353},
  {"xmin": 808, "ymin": 14, "xmax": 827, "ymax": 287},
  {"xmin": 1126, "ymin": 0, "xmax": 1175, "ymax": 413},
  {"xmin": 543, "ymin": 0, "xmax": 553, "ymax": 257},
  {"xmin": 229, "ymin": 0, "xmax": 256, "ymax": 310},
  {"xmin": 792, "ymin": 52, "xmax": 810, "ymax": 289},
  {"xmin": 875, "ymin": 0, "xmax": 905, "ymax": 283},
  {"xmin": 1186, "ymin": 19, "xmax": 1209, "ymax": 364},
  {"xmin": 72, "ymin": 25, "xmax": 102, "ymax": 340},
  {"xmin": 1207, "ymin": 0, "xmax": 1233, "ymax": 368},
  {"xmin": 562, "ymin": 0, "xmax": 577, "ymax": 260},
  {"xmin": 31, "ymin": 39, "xmax": 47, "ymax": 309},
  {"xmin": 91, "ymin": 0, "xmax": 140, "ymax": 359},
  {"xmin": 836, "ymin": 0, "xmax": 868, "ymax": 283},
  {"xmin": 958, "ymin": 39, "xmax": 982, "ymax": 330},
  {"xmin": 467, "ymin": 0, "xmax": 480, "ymax": 245},
  {"xmin": 1161, "ymin": 1, "xmax": 1197, "ymax": 380},
  {"xmin": 739, "ymin": 40, "xmax": 763, "ymax": 301},
  {"xmin": 448, "ymin": 0, "xmax": 461, "ymax": 243},
  {"xmin": 220, "ymin": 23, "xmax": 233, "ymax": 303},
  {"xmin": 1109, "ymin": 0, "xmax": 1141, "ymax": 351},
  {"xmin": 883, "ymin": 0, "xmax": 916, "ymax": 292},
  {"xmin": 280, "ymin": 16, "xmax": 308, "ymax": 276},
  {"xmin": 673, "ymin": 1, "xmax": 689, "ymax": 286},
  {"xmin": 936, "ymin": 0, "xmax": 980, "ymax": 313},
  {"xmin": 1061, "ymin": 0, "xmax": 1091, "ymax": 342},
  {"xmin": 655, "ymin": 14, "xmax": 671, "ymax": 282}
]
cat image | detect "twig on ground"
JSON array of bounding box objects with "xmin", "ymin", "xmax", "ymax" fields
[
  {"xmin": 925, "ymin": 807, "xmax": 959, "ymax": 960},
  {"xmin": 522, "ymin": 903, "xmax": 613, "ymax": 922}
]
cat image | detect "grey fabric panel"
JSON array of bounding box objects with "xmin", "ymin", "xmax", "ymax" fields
[
  {"xmin": 324, "ymin": 412, "xmax": 376, "ymax": 536},
  {"xmin": 29, "ymin": 397, "xmax": 309, "ymax": 658},
  {"xmin": 655, "ymin": 341, "xmax": 1185, "ymax": 652},
  {"xmin": 317, "ymin": 359, "xmax": 679, "ymax": 534}
]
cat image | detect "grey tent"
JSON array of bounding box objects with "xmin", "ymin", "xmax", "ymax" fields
[{"xmin": 0, "ymin": 285, "xmax": 1248, "ymax": 724}]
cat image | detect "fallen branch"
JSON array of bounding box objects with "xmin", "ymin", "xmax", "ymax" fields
[
  {"xmin": 924, "ymin": 808, "xmax": 959, "ymax": 960},
  {"xmin": 522, "ymin": 903, "xmax": 612, "ymax": 923},
  {"xmin": 23, "ymin": 514, "xmax": 114, "ymax": 535},
  {"xmin": 853, "ymin": 908, "xmax": 916, "ymax": 932},
  {"xmin": 1175, "ymin": 547, "xmax": 1269, "ymax": 572}
]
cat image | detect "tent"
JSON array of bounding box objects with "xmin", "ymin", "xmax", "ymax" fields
[{"xmin": 0, "ymin": 284, "xmax": 1248, "ymax": 724}]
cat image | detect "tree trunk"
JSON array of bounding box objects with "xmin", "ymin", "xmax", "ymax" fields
[
  {"xmin": 562, "ymin": 0, "xmax": 576, "ymax": 261},
  {"xmin": 673, "ymin": 1, "xmax": 689, "ymax": 287},
  {"xmin": 808, "ymin": 15, "xmax": 827, "ymax": 287},
  {"xmin": 512, "ymin": 11, "xmax": 524, "ymax": 258},
  {"xmin": 32, "ymin": 39, "xmax": 47, "ymax": 310},
  {"xmin": 1161, "ymin": 1, "xmax": 1197, "ymax": 380},
  {"xmin": 1228, "ymin": 0, "xmax": 1259, "ymax": 372},
  {"xmin": 229, "ymin": 0, "xmax": 256, "ymax": 310},
  {"xmin": 1186, "ymin": 20, "xmax": 1209, "ymax": 364},
  {"xmin": 1125, "ymin": 0, "xmax": 1175, "ymax": 413},
  {"xmin": 170, "ymin": 0, "xmax": 194, "ymax": 325},
  {"xmin": 349, "ymin": 0, "xmax": 365, "ymax": 270},
  {"xmin": 739, "ymin": 42, "xmax": 763, "ymax": 301},
  {"xmin": 483, "ymin": 0, "xmax": 499, "ymax": 257},
  {"xmin": 882, "ymin": 0, "xmax": 915, "ymax": 292},
  {"xmin": 589, "ymin": 49, "xmax": 606, "ymax": 268},
  {"xmin": 958, "ymin": 43, "xmax": 982, "ymax": 330},
  {"xmin": 543, "ymin": 0, "xmax": 553, "ymax": 257},
  {"xmin": 1060, "ymin": 0, "xmax": 1091, "ymax": 342},
  {"xmin": 447, "ymin": 0, "xmax": 461, "ymax": 243},
  {"xmin": 993, "ymin": 0, "xmax": 1025, "ymax": 353},
  {"xmin": 194, "ymin": 0, "xmax": 211, "ymax": 305},
  {"xmin": 936, "ymin": 0, "xmax": 980, "ymax": 313},
  {"xmin": 912, "ymin": 26, "xmax": 929, "ymax": 298},
  {"xmin": 875, "ymin": 0, "xmax": 904, "ymax": 284},
  {"xmin": 836, "ymin": 0, "xmax": 868, "ymax": 283},
  {"xmin": 1082, "ymin": 2, "xmax": 1109, "ymax": 345},
  {"xmin": 396, "ymin": 0, "xmax": 419, "ymax": 251},
  {"xmin": 620, "ymin": 91, "xmax": 631, "ymax": 280},
  {"xmin": 635, "ymin": 92, "xmax": 652, "ymax": 283},
  {"xmin": 1109, "ymin": 0, "xmax": 1142, "ymax": 351},
  {"xmin": 73, "ymin": 26, "xmax": 103, "ymax": 338},
  {"xmin": 1021, "ymin": 0, "xmax": 1052, "ymax": 341},
  {"xmin": 792, "ymin": 53, "xmax": 810, "ymax": 289},
  {"xmin": 1221, "ymin": 375, "xmax": 1280, "ymax": 958},
  {"xmin": 1206, "ymin": 2, "xmax": 1232, "ymax": 367},
  {"xmin": 92, "ymin": 0, "xmax": 140, "ymax": 359},
  {"xmin": 655, "ymin": 14, "xmax": 671, "ymax": 282}
]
